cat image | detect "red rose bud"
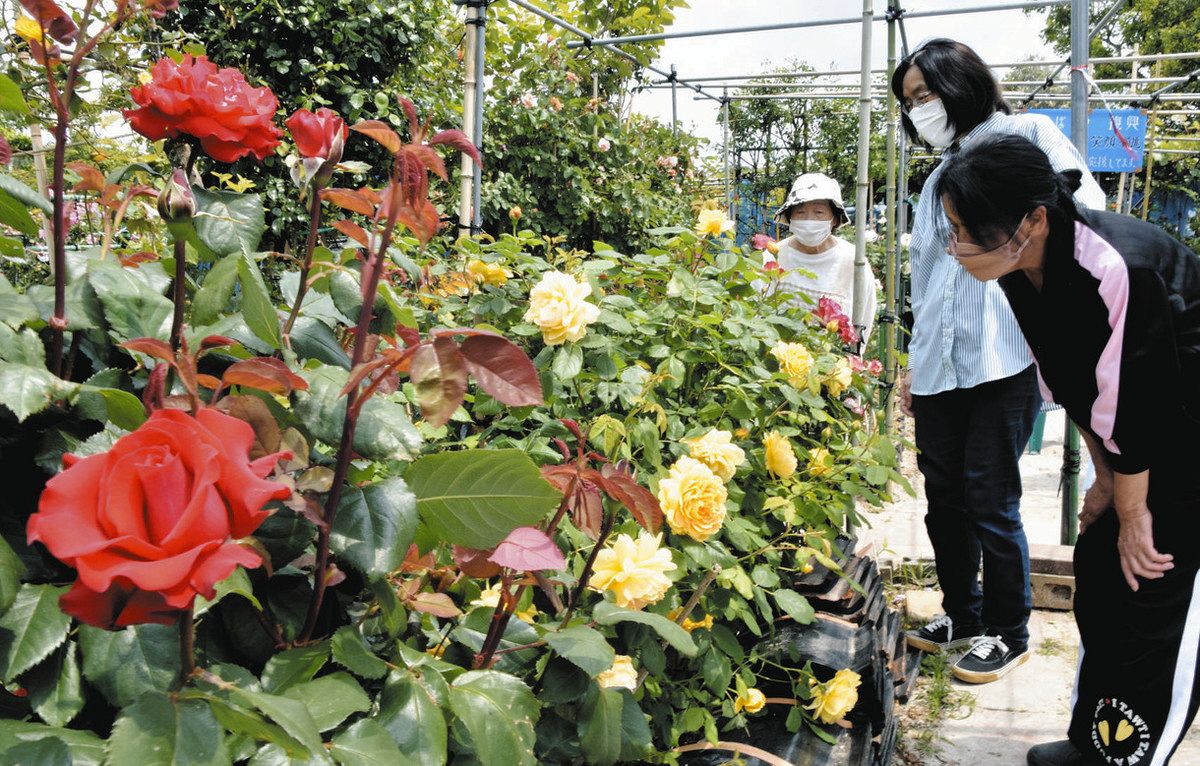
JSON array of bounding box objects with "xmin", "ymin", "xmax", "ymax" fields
[
  {"xmin": 286, "ymin": 107, "xmax": 348, "ymax": 161},
  {"xmin": 509, "ymin": 205, "xmax": 522, "ymax": 221},
  {"xmin": 26, "ymin": 408, "xmax": 292, "ymax": 629},
  {"xmin": 157, "ymin": 169, "xmax": 197, "ymax": 225},
  {"xmin": 125, "ymin": 55, "xmax": 282, "ymax": 164}
]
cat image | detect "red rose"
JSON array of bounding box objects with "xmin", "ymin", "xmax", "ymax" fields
[
  {"xmin": 124, "ymin": 55, "xmax": 283, "ymax": 164},
  {"xmin": 27, "ymin": 409, "xmax": 291, "ymax": 629},
  {"xmin": 142, "ymin": 0, "xmax": 178, "ymax": 19},
  {"xmin": 286, "ymin": 108, "xmax": 348, "ymax": 161}
]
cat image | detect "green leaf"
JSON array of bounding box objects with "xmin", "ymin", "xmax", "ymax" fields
[
  {"xmin": 578, "ymin": 687, "xmax": 622, "ymax": 766},
  {"xmin": 195, "ymin": 566, "xmax": 261, "ymax": 616},
  {"xmin": 1, "ymin": 736, "xmax": 72, "ymax": 766},
  {"xmin": 193, "ymin": 187, "xmax": 265, "ymax": 257},
  {"xmin": 591, "ymin": 602, "xmax": 697, "ymax": 657},
  {"xmin": 207, "ymin": 698, "xmax": 306, "ymax": 758},
  {"xmin": 0, "ymin": 365, "xmax": 76, "ymax": 422},
  {"xmin": 230, "ymin": 687, "xmax": 326, "ymax": 758},
  {"xmin": 237, "ymin": 255, "xmax": 282, "ymax": 349},
  {"xmin": 543, "ymin": 625, "xmax": 615, "ymax": 678},
  {"xmin": 191, "ymin": 252, "xmax": 241, "ymax": 325},
  {"xmin": 282, "ymin": 672, "xmax": 371, "ymax": 732},
  {"xmin": 295, "ymin": 365, "xmax": 421, "ymax": 462},
  {"xmin": 406, "ymin": 449, "xmax": 561, "ymax": 550},
  {"xmin": 0, "ymin": 585, "xmax": 70, "ymax": 684},
  {"xmin": 330, "ymin": 478, "xmax": 417, "ymax": 579},
  {"xmin": 87, "ymin": 259, "xmax": 173, "ymax": 342},
  {"xmin": 0, "ymin": 191, "xmax": 37, "ymax": 237},
  {"xmin": 551, "ymin": 344, "xmax": 583, "ymax": 380},
  {"xmin": 448, "ymin": 671, "xmax": 539, "ymax": 766},
  {"xmin": 0, "ymin": 721, "xmax": 104, "ymax": 766},
  {"xmin": 0, "ymin": 74, "xmax": 31, "ymax": 114},
  {"xmin": 772, "ymin": 588, "xmax": 815, "ymax": 625},
  {"xmin": 107, "ymin": 691, "xmax": 230, "ymax": 766},
  {"xmin": 330, "ymin": 627, "xmax": 388, "ymax": 680},
  {"xmin": 23, "ymin": 642, "xmax": 84, "ymax": 728},
  {"xmin": 0, "ymin": 284, "xmax": 39, "ymax": 328},
  {"xmin": 376, "ymin": 669, "xmax": 447, "ymax": 764},
  {"xmin": 75, "ymin": 386, "xmax": 147, "ymax": 430},
  {"xmin": 260, "ymin": 641, "xmax": 329, "ymax": 693},
  {"xmin": 618, "ymin": 690, "xmax": 653, "ymax": 761},
  {"xmin": 330, "ymin": 720, "xmax": 415, "ymax": 766},
  {"xmin": 0, "ymin": 174, "xmax": 51, "ymax": 214},
  {"xmin": 0, "ymin": 537, "xmax": 26, "ymax": 617},
  {"xmin": 78, "ymin": 623, "xmax": 179, "ymax": 707},
  {"xmin": 289, "ymin": 317, "xmax": 352, "ymax": 369}
]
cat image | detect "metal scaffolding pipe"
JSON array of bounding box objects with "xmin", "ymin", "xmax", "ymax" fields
[
  {"xmin": 852, "ymin": 0, "xmax": 874, "ymax": 361},
  {"xmin": 695, "ymin": 92, "xmax": 889, "ymax": 101},
  {"xmin": 470, "ymin": 1, "xmax": 487, "ymax": 234},
  {"xmin": 566, "ymin": 0, "xmax": 1069, "ymax": 49},
  {"xmin": 1132, "ymin": 66, "xmax": 1200, "ymax": 106},
  {"xmin": 1007, "ymin": 93, "xmax": 1200, "ymax": 102},
  {"xmin": 457, "ymin": 1, "xmax": 479, "ymax": 233},
  {"xmin": 1020, "ymin": 0, "xmax": 1126, "ymax": 105},
  {"xmin": 883, "ymin": 6, "xmax": 899, "ymax": 427}
]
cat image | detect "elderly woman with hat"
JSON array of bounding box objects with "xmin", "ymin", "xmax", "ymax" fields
[{"xmin": 763, "ymin": 172, "xmax": 878, "ymax": 343}]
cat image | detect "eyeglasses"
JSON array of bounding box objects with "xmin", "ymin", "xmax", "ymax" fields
[
  {"xmin": 947, "ymin": 214, "xmax": 1028, "ymax": 258},
  {"xmin": 902, "ymin": 89, "xmax": 937, "ymax": 113}
]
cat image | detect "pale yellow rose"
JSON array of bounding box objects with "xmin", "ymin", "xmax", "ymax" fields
[
  {"xmin": 589, "ymin": 531, "xmax": 677, "ymax": 610},
  {"xmin": 14, "ymin": 15, "xmax": 44, "ymax": 45},
  {"xmin": 658, "ymin": 456, "xmax": 728, "ymax": 542},
  {"xmin": 764, "ymin": 431, "xmax": 798, "ymax": 479},
  {"xmin": 807, "ymin": 447, "xmax": 834, "ymax": 477},
  {"xmin": 806, "ymin": 669, "xmax": 861, "ymax": 724},
  {"xmin": 695, "ymin": 208, "xmax": 734, "ymax": 238},
  {"xmin": 684, "ymin": 429, "xmax": 746, "ymax": 483},
  {"xmin": 597, "ymin": 655, "xmax": 638, "ymax": 690},
  {"xmin": 824, "ymin": 357, "xmax": 854, "ymax": 398},
  {"xmin": 523, "ymin": 270, "xmax": 600, "ymax": 345},
  {"xmin": 734, "ymin": 687, "xmax": 767, "ymax": 714},
  {"xmin": 770, "ymin": 342, "xmax": 814, "ymax": 387},
  {"xmin": 466, "ymin": 259, "xmax": 511, "ymax": 287},
  {"xmin": 668, "ymin": 609, "xmax": 715, "ymax": 632},
  {"xmin": 470, "ymin": 582, "xmax": 502, "ymax": 610}
]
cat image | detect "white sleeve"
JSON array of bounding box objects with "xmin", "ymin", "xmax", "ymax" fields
[{"xmin": 1030, "ymin": 114, "xmax": 1106, "ymax": 211}]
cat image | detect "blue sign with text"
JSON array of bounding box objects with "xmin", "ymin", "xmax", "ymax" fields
[{"xmin": 1028, "ymin": 108, "xmax": 1146, "ymax": 172}]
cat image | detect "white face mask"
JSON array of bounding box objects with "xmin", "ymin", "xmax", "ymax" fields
[
  {"xmin": 789, "ymin": 219, "xmax": 833, "ymax": 247},
  {"xmin": 908, "ymin": 99, "xmax": 957, "ymax": 149}
]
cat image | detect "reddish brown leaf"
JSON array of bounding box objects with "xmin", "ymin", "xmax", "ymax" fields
[
  {"xmin": 593, "ymin": 466, "xmax": 663, "ymax": 534},
  {"xmin": 223, "ymin": 357, "xmax": 308, "ymax": 396},
  {"xmin": 121, "ymin": 337, "xmax": 175, "ymax": 363},
  {"xmin": 409, "ymin": 337, "xmax": 468, "ymax": 427},
  {"xmin": 199, "ymin": 335, "xmax": 239, "ymax": 350},
  {"xmin": 396, "ymin": 325, "xmax": 420, "ymax": 348},
  {"xmin": 99, "ymin": 184, "xmax": 120, "ymax": 209},
  {"xmin": 320, "ymin": 187, "xmax": 377, "ymax": 216},
  {"xmin": 489, "ymin": 527, "xmax": 566, "ymax": 572},
  {"xmin": 459, "ymin": 334, "xmax": 543, "ymax": 407},
  {"xmin": 66, "ymin": 162, "xmax": 104, "ymax": 193},
  {"xmin": 350, "ymin": 120, "xmax": 401, "ymax": 154},
  {"xmin": 397, "ymin": 97, "xmax": 420, "ymax": 139},
  {"xmin": 216, "ymin": 394, "xmax": 282, "ymax": 460},
  {"xmin": 332, "ymin": 219, "xmax": 370, "ymax": 248},
  {"xmin": 428, "ymin": 129, "xmax": 482, "ymax": 168},
  {"xmin": 401, "ymin": 544, "xmax": 436, "ymax": 572},
  {"xmin": 142, "ymin": 363, "xmax": 167, "ymax": 412},
  {"xmin": 452, "ymin": 545, "xmax": 502, "ymax": 579},
  {"xmin": 409, "ymin": 145, "xmax": 448, "ymax": 181},
  {"xmin": 404, "ymin": 591, "xmax": 461, "ymax": 618},
  {"xmin": 572, "ymin": 481, "xmax": 603, "ymax": 540},
  {"xmin": 195, "ymin": 374, "xmax": 221, "ymax": 390},
  {"xmin": 20, "ymin": 0, "xmax": 78, "ymax": 43},
  {"xmin": 539, "ymin": 465, "xmax": 575, "ymax": 496},
  {"xmin": 118, "ymin": 251, "xmax": 160, "ymax": 267}
]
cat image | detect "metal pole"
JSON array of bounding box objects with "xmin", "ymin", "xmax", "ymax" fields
[
  {"xmin": 853, "ymin": 0, "xmax": 873, "ymax": 351},
  {"xmin": 670, "ymin": 64, "xmax": 678, "ymax": 136},
  {"xmin": 566, "ymin": 0, "xmax": 1070, "ymax": 49},
  {"xmin": 469, "ymin": 1, "xmax": 488, "ymax": 234},
  {"xmin": 1021, "ymin": 0, "xmax": 1127, "ymax": 107},
  {"xmin": 457, "ymin": 2, "xmax": 478, "ymax": 234},
  {"xmin": 882, "ymin": 5, "xmax": 898, "ymax": 428},
  {"xmin": 722, "ymin": 89, "xmax": 732, "ymax": 217},
  {"xmin": 1062, "ymin": 0, "xmax": 1088, "ymax": 546}
]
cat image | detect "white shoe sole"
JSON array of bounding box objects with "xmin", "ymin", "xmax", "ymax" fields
[{"xmin": 952, "ymin": 648, "xmax": 1031, "ymax": 684}]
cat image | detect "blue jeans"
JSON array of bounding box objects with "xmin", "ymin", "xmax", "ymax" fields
[{"xmin": 912, "ymin": 365, "xmax": 1041, "ymax": 651}]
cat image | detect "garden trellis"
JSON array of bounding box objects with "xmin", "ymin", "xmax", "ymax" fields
[{"xmin": 452, "ymin": 0, "xmax": 1199, "ymax": 544}]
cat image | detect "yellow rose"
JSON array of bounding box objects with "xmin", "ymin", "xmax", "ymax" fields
[
  {"xmin": 770, "ymin": 342, "xmax": 814, "ymax": 387},
  {"xmin": 684, "ymin": 429, "xmax": 746, "ymax": 483},
  {"xmin": 824, "ymin": 357, "xmax": 854, "ymax": 398},
  {"xmin": 515, "ymin": 604, "xmax": 539, "ymax": 623},
  {"xmin": 432, "ymin": 271, "xmax": 477, "ymax": 298},
  {"xmin": 807, "ymin": 447, "xmax": 834, "ymax": 477},
  {"xmin": 523, "ymin": 270, "xmax": 600, "ymax": 345},
  {"xmin": 658, "ymin": 456, "xmax": 728, "ymax": 542},
  {"xmin": 466, "ymin": 259, "xmax": 511, "ymax": 287},
  {"xmin": 695, "ymin": 208, "xmax": 734, "ymax": 238},
  {"xmin": 806, "ymin": 669, "xmax": 861, "ymax": 724},
  {"xmin": 426, "ymin": 643, "xmax": 446, "ymax": 659},
  {"xmin": 734, "ymin": 687, "xmax": 767, "ymax": 714},
  {"xmin": 588, "ymin": 531, "xmax": 677, "ymax": 610},
  {"xmin": 597, "ymin": 655, "xmax": 638, "ymax": 690},
  {"xmin": 766, "ymin": 240, "xmax": 781, "ymax": 256},
  {"xmin": 14, "ymin": 15, "xmax": 44, "ymax": 45},
  {"xmin": 683, "ymin": 613, "xmax": 714, "ymax": 632},
  {"xmin": 470, "ymin": 582, "xmax": 502, "ymax": 610},
  {"xmin": 763, "ymin": 431, "xmax": 798, "ymax": 479}
]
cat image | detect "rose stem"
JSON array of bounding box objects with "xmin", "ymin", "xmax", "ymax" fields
[
  {"xmin": 633, "ymin": 565, "xmax": 722, "ymax": 691},
  {"xmin": 281, "ymin": 190, "xmax": 322, "ymax": 350},
  {"xmin": 558, "ymin": 507, "xmax": 614, "ymax": 629},
  {"xmin": 176, "ymin": 607, "xmax": 196, "ymax": 690},
  {"xmin": 169, "ymin": 238, "xmax": 187, "ymax": 350}
]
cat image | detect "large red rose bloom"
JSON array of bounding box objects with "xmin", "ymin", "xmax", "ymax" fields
[
  {"xmin": 124, "ymin": 55, "xmax": 283, "ymax": 164},
  {"xmin": 27, "ymin": 409, "xmax": 291, "ymax": 629}
]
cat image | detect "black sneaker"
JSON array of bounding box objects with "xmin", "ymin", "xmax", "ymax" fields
[
  {"xmin": 905, "ymin": 614, "xmax": 983, "ymax": 653},
  {"xmin": 1027, "ymin": 740, "xmax": 1088, "ymax": 766},
  {"xmin": 952, "ymin": 635, "xmax": 1031, "ymax": 683}
]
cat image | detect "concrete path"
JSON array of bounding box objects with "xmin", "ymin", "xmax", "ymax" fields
[{"xmin": 864, "ymin": 411, "xmax": 1200, "ymax": 765}]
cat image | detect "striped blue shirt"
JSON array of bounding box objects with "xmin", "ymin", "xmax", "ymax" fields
[{"xmin": 908, "ymin": 112, "xmax": 1107, "ymax": 396}]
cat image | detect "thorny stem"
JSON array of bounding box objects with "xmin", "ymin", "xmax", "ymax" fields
[
  {"xmin": 634, "ymin": 566, "xmax": 721, "ymax": 691},
  {"xmin": 281, "ymin": 190, "xmax": 323, "ymax": 349},
  {"xmin": 169, "ymin": 238, "xmax": 186, "ymax": 350},
  {"xmin": 559, "ymin": 507, "xmax": 614, "ymax": 629}
]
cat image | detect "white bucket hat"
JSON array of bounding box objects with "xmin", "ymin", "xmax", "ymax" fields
[{"xmin": 774, "ymin": 172, "xmax": 849, "ymax": 226}]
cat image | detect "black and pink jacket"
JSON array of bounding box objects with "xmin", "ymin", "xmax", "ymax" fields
[{"xmin": 999, "ymin": 209, "xmax": 1200, "ymax": 481}]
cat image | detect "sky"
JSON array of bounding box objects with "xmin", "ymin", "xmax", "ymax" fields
[{"xmin": 629, "ymin": 0, "xmax": 1063, "ymax": 145}]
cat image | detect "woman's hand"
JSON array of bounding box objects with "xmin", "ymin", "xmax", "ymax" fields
[
  {"xmin": 1079, "ymin": 480, "xmax": 1112, "ymax": 533},
  {"xmin": 1116, "ymin": 506, "xmax": 1173, "ymax": 592},
  {"xmin": 898, "ymin": 371, "xmax": 914, "ymax": 417}
]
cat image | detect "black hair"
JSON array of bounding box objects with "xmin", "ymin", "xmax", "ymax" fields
[
  {"xmin": 936, "ymin": 133, "xmax": 1083, "ymax": 247},
  {"xmin": 890, "ymin": 39, "xmax": 1010, "ymax": 145}
]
